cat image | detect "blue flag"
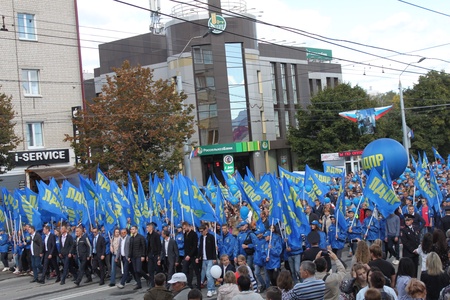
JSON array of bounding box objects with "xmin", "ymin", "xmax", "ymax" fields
[
  {"xmin": 16, "ymin": 190, "xmax": 42, "ymax": 230},
  {"xmin": 37, "ymin": 181, "xmax": 67, "ymax": 222},
  {"xmin": 323, "ymin": 162, "xmax": 345, "ymax": 177},
  {"xmin": 432, "ymin": 147, "xmax": 445, "ymax": 164},
  {"xmin": 363, "ymin": 168, "xmax": 400, "ymax": 217},
  {"xmin": 415, "ymin": 163, "xmax": 436, "ymax": 209},
  {"xmin": 214, "ymin": 185, "xmax": 226, "ymax": 225}
]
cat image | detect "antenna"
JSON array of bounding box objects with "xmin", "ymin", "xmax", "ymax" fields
[{"xmin": 149, "ymin": 0, "xmax": 164, "ymax": 35}]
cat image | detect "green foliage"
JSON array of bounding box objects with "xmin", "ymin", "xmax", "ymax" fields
[
  {"xmin": 288, "ymin": 83, "xmax": 402, "ymax": 170},
  {"xmin": 0, "ymin": 88, "xmax": 21, "ymax": 174},
  {"xmin": 65, "ymin": 61, "xmax": 195, "ymax": 183},
  {"xmin": 403, "ymin": 70, "xmax": 450, "ymax": 158}
]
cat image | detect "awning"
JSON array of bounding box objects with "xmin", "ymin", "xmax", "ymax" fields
[{"xmin": 27, "ymin": 166, "xmax": 79, "ymax": 181}]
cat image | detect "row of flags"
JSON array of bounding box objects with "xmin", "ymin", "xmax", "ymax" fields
[{"xmin": 0, "ymin": 146, "xmax": 448, "ymax": 248}]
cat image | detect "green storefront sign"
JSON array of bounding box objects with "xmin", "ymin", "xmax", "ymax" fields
[
  {"xmin": 195, "ymin": 140, "xmax": 269, "ymax": 157},
  {"xmin": 305, "ymin": 47, "xmax": 333, "ymax": 61}
]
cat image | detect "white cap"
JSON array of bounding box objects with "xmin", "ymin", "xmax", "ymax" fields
[{"xmin": 167, "ymin": 272, "xmax": 187, "ymax": 284}]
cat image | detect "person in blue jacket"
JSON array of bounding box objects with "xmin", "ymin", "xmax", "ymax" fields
[
  {"xmin": 20, "ymin": 225, "xmax": 32, "ymax": 273},
  {"xmin": 235, "ymin": 221, "xmax": 257, "ymax": 270},
  {"xmin": 327, "ymin": 215, "xmax": 347, "ymax": 260},
  {"xmin": 346, "ymin": 208, "xmax": 362, "ymax": 254},
  {"xmin": 219, "ymin": 224, "xmax": 237, "ymax": 264},
  {"xmin": 305, "ymin": 220, "xmax": 327, "ymax": 249},
  {"xmin": 175, "ymin": 224, "xmax": 184, "ymax": 272},
  {"xmin": 362, "ymin": 208, "xmax": 379, "ymax": 245},
  {"xmin": 253, "ymin": 228, "xmax": 270, "ymax": 293},
  {"xmin": 0, "ymin": 228, "xmax": 11, "ymax": 271},
  {"xmin": 263, "ymin": 227, "xmax": 282, "ymax": 286}
]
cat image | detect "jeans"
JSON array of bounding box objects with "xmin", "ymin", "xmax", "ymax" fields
[
  {"xmin": 31, "ymin": 255, "xmax": 42, "ymax": 281},
  {"xmin": 386, "ymin": 236, "xmax": 399, "ymax": 260},
  {"xmin": 1, "ymin": 252, "xmax": 9, "ymax": 268},
  {"xmin": 110, "ymin": 254, "xmax": 117, "ymax": 284},
  {"xmin": 288, "ymin": 254, "xmax": 301, "ymax": 283},
  {"xmin": 246, "ymin": 255, "xmax": 254, "ymax": 272},
  {"xmin": 120, "ymin": 256, "xmax": 130, "ymax": 286},
  {"xmin": 147, "ymin": 254, "xmax": 158, "ymax": 288},
  {"xmin": 254, "ymin": 264, "xmax": 270, "ymax": 289},
  {"xmin": 201, "ymin": 260, "xmax": 215, "ymax": 292},
  {"xmin": 130, "ymin": 257, "xmax": 149, "ymax": 288}
]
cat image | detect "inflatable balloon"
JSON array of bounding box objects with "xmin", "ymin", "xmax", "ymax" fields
[
  {"xmin": 240, "ymin": 206, "xmax": 249, "ymax": 219},
  {"xmin": 415, "ymin": 191, "xmax": 421, "ymax": 197},
  {"xmin": 353, "ymin": 198, "xmax": 360, "ymax": 206},
  {"xmin": 348, "ymin": 184, "xmax": 354, "ymax": 190},
  {"xmin": 305, "ymin": 184, "xmax": 312, "ymax": 192},
  {"xmin": 293, "ymin": 186, "xmax": 300, "ymax": 193},
  {"xmin": 226, "ymin": 178, "xmax": 236, "ymax": 187},
  {"xmin": 208, "ymin": 185, "xmax": 217, "ymax": 193},
  {"xmin": 298, "ymin": 182, "xmax": 304, "ymax": 189},
  {"xmin": 345, "ymin": 199, "xmax": 352, "ymax": 207},
  {"xmin": 229, "ymin": 184, "xmax": 239, "ymax": 194},
  {"xmin": 210, "ymin": 265, "xmax": 222, "ymax": 279},
  {"xmin": 228, "ymin": 196, "xmax": 239, "ymax": 205},
  {"xmin": 362, "ymin": 138, "xmax": 407, "ymax": 180}
]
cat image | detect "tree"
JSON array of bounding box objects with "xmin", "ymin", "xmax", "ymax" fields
[
  {"xmin": 0, "ymin": 88, "xmax": 21, "ymax": 174},
  {"xmin": 403, "ymin": 70, "xmax": 450, "ymax": 158},
  {"xmin": 288, "ymin": 83, "xmax": 402, "ymax": 170},
  {"xmin": 65, "ymin": 61, "xmax": 195, "ymax": 183}
]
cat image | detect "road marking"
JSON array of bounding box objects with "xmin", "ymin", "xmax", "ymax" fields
[{"xmin": 47, "ymin": 286, "xmax": 111, "ymax": 300}]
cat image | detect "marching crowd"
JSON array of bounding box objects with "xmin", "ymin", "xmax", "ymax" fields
[{"xmin": 1, "ymin": 162, "xmax": 450, "ymax": 300}]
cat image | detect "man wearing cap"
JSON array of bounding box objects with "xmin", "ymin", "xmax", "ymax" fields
[
  {"xmin": 406, "ymin": 205, "xmax": 425, "ymax": 233},
  {"xmin": 346, "ymin": 208, "xmax": 362, "ymax": 254},
  {"xmin": 362, "ymin": 208, "xmax": 379, "ymax": 245},
  {"xmin": 236, "ymin": 222, "xmax": 256, "ymax": 271},
  {"xmin": 219, "ymin": 224, "xmax": 237, "ymax": 264},
  {"xmin": 253, "ymin": 229, "xmax": 270, "ymax": 292},
  {"xmin": 169, "ymin": 272, "xmax": 191, "ymax": 300},
  {"xmin": 175, "ymin": 224, "xmax": 184, "ymax": 272},
  {"xmin": 401, "ymin": 214, "xmax": 420, "ymax": 273},
  {"xmin": 146, "ymin": 222, "xmax": 161, "ymax": 288},
  {"xmin": 327, "ymin": 215, "xmax": 347, "ymax": 260}
]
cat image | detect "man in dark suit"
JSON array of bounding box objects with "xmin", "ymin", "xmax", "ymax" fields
[
  {"xmin": 129, "ymin": 225, "xmax": 150, "ymax": 290},
  {"xmin": 401, "ymin": 214, "xmax": 420, "ymax": 274},
  {"xmin": 59, "ymin": 224, "xmax": 76, "ymax": 285},
  {"xmin": 146, "ymin": 223, "xmax": 161, "ymax": 288},
  {"xmin": 39, "ymin": 225, "xmax": 60, "ymax": 283},
  {"xmin": 158, "ymin": 229, "xmax": 179, "ymax": 282},
  {"xmin": 73, "ymin": 226, "xmax": 92, "ymax": 287},
  {"xmin": 117, "ymin": 228, "xmax": 131, "ymax": 289},
  {"xmin": 91, "ymin": 227, "xmax": 106, "ymax": 285},
  {"xmin": 27, "ymin": 225, "xmax": 44, "ymax": 283},
  {"xmin": 196, "ymin": 224, "xmax": 218, "ymax": 297},
  {"xmin": 182, "ymin": 221, "xmax": 198, "ymax": 289}
]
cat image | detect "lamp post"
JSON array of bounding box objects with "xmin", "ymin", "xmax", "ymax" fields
[
  {"xmin": 176, "ymin": 30, "xmax": 210, "ymax": 179},
  {"xmin": 399, "ymin": 57, "xmax": 426, "ymax": 166}
]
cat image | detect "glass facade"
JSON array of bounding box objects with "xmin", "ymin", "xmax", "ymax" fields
[{"xmin": 225, "ymin": 43, "xmax": 249, "ymax": 142}]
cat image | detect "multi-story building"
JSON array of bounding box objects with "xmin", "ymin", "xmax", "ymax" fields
[
  {"xmin": 0, "ymin": 0, "xmax": 84, "ymax": 190},
  {"xmin": 88, "ymin": 0, "xmax": 342, "ymax": 185}
]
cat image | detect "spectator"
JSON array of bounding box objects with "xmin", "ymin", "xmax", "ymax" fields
[
  {"xmin": 284, "ymin": 261, "xmax": 325, "ymax": 300},
  {"xmin": 314, "ymin": 250, "xmax": 347, "ymax": 300},
  {"xmin": 276, "ymin": 270, "xmax": 293, "ymax": 300},
  {"xmin": 266, "ymin": 286, "xmax": 282, "ymax": 300},
  {"xmin": 231, "ymin": 275, "xmax": 263, "ymax": 300},
  {"xmin": 395, "ymin": 257, "xmax": 416, "ymax": 300},
  {"xmin": 385, "ymin": 213, "xmax": 400, "ymax": 265},
  {"xmin": 365, "ymin": 288, "xmax": 382, "ymax": 300},
  {"xmin": 405, "ymin": 279, "xmax": 426, "ymax": 300},
  {"xmin": 420, "ymin": 252, "xmax": 450, "ymax": 300},
  {"xmin": 414, "ymin": 233, "xmax": 433, "ymax": 274},
  {"xmin": 340, "ymin": 263, "xmax": 370, "ymax": 299},
  {"xmin": 356, "ymin": 270, "xmax": 397, "ymax": 300},
  {"xmin": 352, "ymin": 240, "xmax": 371, "ymax": 265},
  {"xmin": 432, "ymin": 229, "xmax": 450, "ymax": 271},
  {"xmin": 236, "ymin": 265, "xmax": 257, "ymax": 292},
  {"xmin": 144, "ymin": 273, "xmax": 173, "ymax": 300},
  {"xmin": 188, "ymin": 289, "xmax": 203, "ymax": 300},
  {"xmin": 217, "ymin": 271, "xmax": 240, "ymax": 300},
  {"xmin": 368, "ymin": 245, "xmax": 396, "ymax": 288},
  {"xmin": 168, "ymin": 272, "xmax": 191, "ymax": 300}
]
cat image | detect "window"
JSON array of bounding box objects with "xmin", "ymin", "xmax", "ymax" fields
[
  {"xmin": 22, "ymin": 69, "xmax": 40, "ymax": 96},
  {"xmin": 291, "ymin": 65, "xmax": 298, "ymax": 104},
  {"xmin": 17, "ymin": 13, "xmax": 37, "ymax": 41},
  {"xmin": 274, "ymin": 110, "xmax": 280, "ymax": 138},
  {"xmin": 281, "ymin": 63, "xmax": 287, "ymax": 105},
  {"xmin": 271, "ymin": 63, "xmax": 277, "ymax": 104},
  {"xmin": 285, "ymin": 111, "xmax": 290, "ymax": 132},
  {"xmin": 27, "ymin": 123, "xmax": 43, "ymax": 148}
]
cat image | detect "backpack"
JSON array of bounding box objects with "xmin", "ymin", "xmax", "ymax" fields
[{"xmin": 244, "ymin": 233, "xmax": 255, "ymax": 255}]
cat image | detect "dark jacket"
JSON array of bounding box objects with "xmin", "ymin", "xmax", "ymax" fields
[
  {"xmin": 147, "ymin": 231, "xmax": 161, "ymax": 257},
  {"xmin": 60, "ymin": 233, "xmax": 74, "ymax": 257},
  {"xmin": 74, "ymin": 234, "xmax": 91, "ymax": 259},
  {"xmin": 44, "ymin": 233, "xmax": 59, "ymax": 256},
  {"xmin": 31, "ymin": 232, "xmax": 44, "ymax": 256},
  {"xmin": 93, "ymin": 234, "xmax": 106, "ymax": 256},
  {"xmin": 144, "ymin": 286, "xmax": 174, "ymax": 300},
  {"xmin": 400, "ymin": 225, "xmax": 420, "ymax": 258},
  {"xmin": 129, "ymin": 233, "xmax": 147, "ymax": 258},
  {"xmin": 160, "ymin": 238, "xmax": 179, "ymax": 266},
  {"xmin": 197, "ymin": 233, "xmax": 217, "ymax": 261},
  {"xmin": 184, "ymin": 230, "xmax": 198, "ymax": 258}
]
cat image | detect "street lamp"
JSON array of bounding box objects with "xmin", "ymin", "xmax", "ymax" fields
[
  {"xmin": 176, "ymin": 30, "xmax": 210, "ymax": 180},
  {"xmin": 399, "ymin": 57, "xmax": 426, "ymax": 166}
]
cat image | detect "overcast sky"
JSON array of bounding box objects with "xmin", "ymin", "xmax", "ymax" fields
[{"xmin": 77, "ymin": 0, "xmax": 450, "ymax": 94}]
